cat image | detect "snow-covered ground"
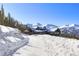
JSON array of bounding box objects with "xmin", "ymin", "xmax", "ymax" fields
[
  {"xmin": 0, "ymin": 25, "xmax": 29, "ymax": 56},
  {"xmin": 13, "ymin": 35, "xmax": 79, "ymax": 56},
  {"xmin": 1, "ymin": 25, "xmax": 79, "ymax": 56}
]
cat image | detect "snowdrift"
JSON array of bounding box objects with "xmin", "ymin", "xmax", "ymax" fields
[{"xmin": 0, "ymin": 25, "xmax": 29, "ymax": 56}]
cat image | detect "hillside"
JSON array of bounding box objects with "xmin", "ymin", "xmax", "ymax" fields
[
  {"xmin": 13, "ymin": 35, "xmax": 79, "ymax": 56},
  {"xmin": 0, "ymin": 25, "xmax": 29, "ymax": 56}
]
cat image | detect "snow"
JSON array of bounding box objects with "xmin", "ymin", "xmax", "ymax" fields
[
  {"xmin": 1, "ymin": 24, "xmax": 79, "ymax": 56},
  {"xmin": 6, "ymin": 36, "xmax": 21, "ymax": 42},
  {"xmin": 0, "ymin": 25, "xmax": 20, "ymax": 33},
  {"xmin": 0, "ymin": 25, "xmax": 29, "ymax": 56},
  {"xmin": 47, "ymin": 28, "xmax": 58, "ymax": 32},
  {"xmin": 13, "ymin": 35, "xmax": 79, "ymax": 56},
  {"xmin": 69, "ymin": 24, "xmax": 75, "ymax": 27},
  {"xmin": 0, "ymin": 25, "xmax": 10, "ymax": 32},
  {"xmin": 59, "ymin": 25, "xmax": 68, "ymax": 28},
  {"xmin": 0, "ymin": 39, "xmax": 6, "ymax": 44},
  {"xmin": 59, "ymin": 24, "xmax": 79, "ymax": 29},
  {"xmin": 27, "ymin": 23, "xmax": 79, "ymax": 34},
  {"xmin": 59, "ymin": 24, "xmax": 79, "ymax": 36},
  {"xmin": 27, "ymin": 23, "xmax": 58, "ymax": 33}
]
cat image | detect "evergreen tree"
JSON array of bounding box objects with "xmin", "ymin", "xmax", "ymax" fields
[
  {"xmin": 1, "ymin": 4, "xmax": 4, "ymax": 19},
  {"xmin": 4, "ymin": 17, "xmax": 9, "ymax": 26},
  {"xmin": 0, "ymin": 5, "xmax": 28, "ymax": 33},
  {"xmin": 1, "ymin": 4, "xmax": 4, "ymax": 25},
  {"xmin": 8, "ymin": 13, "xmax": 12, "ymax": 27}
]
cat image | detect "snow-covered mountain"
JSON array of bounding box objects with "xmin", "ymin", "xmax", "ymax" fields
[
  {"xmin": 59, "ymin": 24, "xmax": 79, "ymax": 37},
  {"xmin": 27, "ymin": 23, "xmax": 44, "ymax": 29},
  {"xmin": 26, "ymin": 23, "xmax": 45, "ymax": 33},
  {"xmin": 26, "ymin": 23, "xmax": 79, "ymax": 38},
  {"xmin": 26, "ymin": 23, "xmax": 58, "ymax": 32},
  {"xmin": 0, "ymin": 25, "xmax": 29, "ymax": 56},
  {"xmin": 45, "ymin": 24, "xmax": 58, "ymax": 32},
  {"xmin": 59, "ymin": 24, "xmax": 79, "ymax": 29}
]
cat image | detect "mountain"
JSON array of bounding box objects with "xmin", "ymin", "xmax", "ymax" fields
[
  {"xmin": 59, "ymin": 24, "xmax": 79, "ymax": 38},
  {"xmin": 27, "ymin": 23, "xmax": 44, "ymax": 29},
  {"xmin": 26, "ymin": 23, "xmax": 58, "ymax": 33},
  {"xmin": 59, "ymin": 24, "xmax": 79, "ymax": 29},
  {"xmin": 0, "ymin": 25, "xmax": 29, "ymax": 56},
  {"xmin": 59, "ymin": 24, "xmax": 79, "ymax": 33},
  {"xmin": 26, "ymin": 23, "xmax": 79, "ymax": 38},
  {"xmin": 45, "ymin": 24, "xmax": 58, "ymax": 32}
]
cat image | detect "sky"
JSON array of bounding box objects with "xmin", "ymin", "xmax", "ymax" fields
[{"xmin": 0, "ymin": 3, "xmax": 79, "ymax": 26}]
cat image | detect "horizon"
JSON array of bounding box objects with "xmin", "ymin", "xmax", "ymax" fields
[{"xmin": 0, "ymin": 3, "xmax": 79, "ymax": 26}]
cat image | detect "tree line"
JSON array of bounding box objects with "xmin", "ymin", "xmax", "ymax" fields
[{"xmin": 0, "ymin": 5, "xmax": 29, "ymax": 33}]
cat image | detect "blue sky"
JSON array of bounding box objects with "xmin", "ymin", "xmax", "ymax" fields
[{"xmin": 0, "ymin": 3, "xmax": 79, "ymax": 26}]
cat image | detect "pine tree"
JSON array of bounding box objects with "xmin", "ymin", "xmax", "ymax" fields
[
  {"xmin": 1, "ymin": 4, "xmax": 4, "ymax": 18},
  {"xmin": 0, "ymin": 5, "xmax": 27, "ymax": 33},
  {"xmin": 8, "ymin": 13, "xmax": 11, "ymax": 21},
  {"xmin": 8, "ymin": 13, "xmax": 12, "ymax": 26},
  {"xmin": 4, "ymin": 17, "xmax": 9, "ymax": 26},
  {"xmin": 1, "ymin": 4, "xmax": 5, "ymax": 25}
]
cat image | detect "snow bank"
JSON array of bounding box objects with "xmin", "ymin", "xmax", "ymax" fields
[
  {"xmin": 0, "ymin": 25, "xmax": 19, "ymax": 33},
  {"xmin": 13, "ymin": 35, "xmax": 79, "ymax": 56},
  {"xmin": 0, "ymin": 25, "xmax": 29, "ymax": 56},
  {"xmin": 6, "ymin": 36, "xmax": 21, "ymax": 42}
]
